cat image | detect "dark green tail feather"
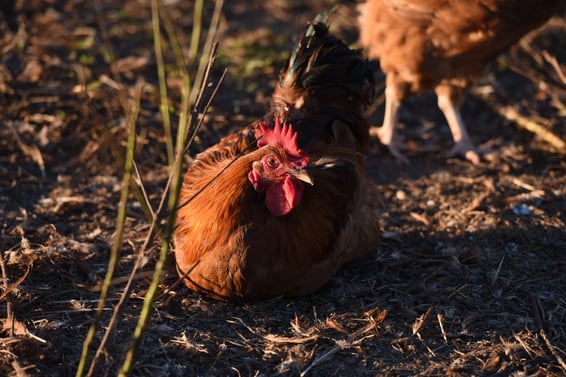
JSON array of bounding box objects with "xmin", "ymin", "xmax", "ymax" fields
[{"xmin": 271, "ymin": 12, "xmax": 377, "ymax": 151}]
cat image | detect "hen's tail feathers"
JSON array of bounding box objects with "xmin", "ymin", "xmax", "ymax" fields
[{"xmin": 270, "ymin": 13, "xmax": 377, "ymax": 150}]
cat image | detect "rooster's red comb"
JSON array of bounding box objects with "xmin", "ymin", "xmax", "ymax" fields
[
  {"xmin": 256, "ymin": 118, "xmax": 310, "ymax": 167},
  {"xmin": 257, "ymin": 118, "xmax": 304, "ymax": 156}
]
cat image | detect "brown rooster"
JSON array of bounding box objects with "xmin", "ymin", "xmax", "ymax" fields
[
  {"xmin": 173, "ymin": 17, "xmax": 380, "ymax": 302},
  {"xmin": 358, "ymin": 0, "xmax": 563, "ymax": 163}
]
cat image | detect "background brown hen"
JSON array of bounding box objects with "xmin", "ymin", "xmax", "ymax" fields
[
  {"xmin": 173, "ymin": 17, "xmax": 380, "ymax": 302},
  {"xmin": 359, "ymin": 0, "xmax": 564, "ymax": 163}
]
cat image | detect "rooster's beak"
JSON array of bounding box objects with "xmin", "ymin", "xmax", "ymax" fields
[{"xmin": 291, "ymin": 168, "xmax": 314, "ymax": 186}]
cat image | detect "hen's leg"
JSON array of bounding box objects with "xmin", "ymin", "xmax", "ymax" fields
[
  {"xmin": 436, "ymin": 86, "xmax": 480, "ymax": 164},
  {"xmin": 369, "ymin": 86, "xmax": 409, "ymax": 163}
]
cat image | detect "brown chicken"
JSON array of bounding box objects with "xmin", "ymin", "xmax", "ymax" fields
[
  {"xmin": 358, "ymin": 0, "xmax": 563, "ymax": 163},
  {"xmin": 173, "ymin": 18, "xmax": 380, "ymax": 302}
]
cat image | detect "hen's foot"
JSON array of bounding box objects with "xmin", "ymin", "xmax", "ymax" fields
[
  {"xmin": 370, "ymin": 126, "xmax": 409, "ymax": 164},
  {"xmin": 446, "ymin": 141, "xmax": 481, "ymax": 165}
]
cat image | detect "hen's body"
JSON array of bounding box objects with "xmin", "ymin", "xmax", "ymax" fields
[
  {"xmin": 173, "ymin": 19, "xmax": 380, "ymax": 302},
  {"xmin": 359, "ymin": 0, "xmax": 562, "ymax": 163}
]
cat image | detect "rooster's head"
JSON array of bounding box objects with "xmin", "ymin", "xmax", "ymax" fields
[{"xmin": 248, "ymin": 118, "xmax": 313, "ymax": 216}]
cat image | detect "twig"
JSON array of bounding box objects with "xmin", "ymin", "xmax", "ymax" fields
[
  {"xmin": 184, "ymin": 62, "xmax": 227, "ymax": 155},
  {"xmin": 542, "ymin": 50, "xmax": 566, "ymax": 86},
  {"xmin": 7, "ymin": 121, "xmax": 45, "ymax": 178},
  {"xmin": 504, "ymin": 190, "xmax": 545, "ymax": 205},
  {"xmin": 86, "ymin": 244, "xmax": 152, "ymax": 377},
  {"xmin": 155, "ymin": 259, "xmax": 200, "ymax": 302},
  {"xmin": 530, "ymin": 294, "xmax": 545, "ymax": 330},
  {"xmin": 176, "ymin": 45, "xmax": 226, "ymax": 211},
  {"xmin": 84, "ymin": 271, "xmax": 155, "ymax": 293},
  {"xmin": 10, "ymin": 359, "xmax": 33, "ymax": 377},
  {"xmin": 300, "ymin": 343, "xmax": 343, "ymax": 377},
  {"xmin": 263, "ymin": 334, "xmax": 319, "ymax": 344},
  {"xmin": 447, "ymin": 284, "xmax": 469, "ymax": 300},
  {"xmin": 511, "ymin": 178, "xmax": 537, "ymax": 192},
  {"xmin": 0, "ymin": 262, "xmax": 31, "ymax": 302},
  {"xmin": 540, "ymin": 329, "xmax": 566, "ymax": 373},
  {"xmin": 436, "ymin": 312, "xmax": 448, "ymax": 343},
  {"xmin": 464, "ymin": 178, "xmax": 494, "ymax": 212},
  {"xmin": 300, "ymin": 315, "xmax": 378, "ymax": 376},
  {"xmin": 131, "ymin": 162, "xmax": 157, "ymax": 227},
  {"xmin": 410, "ymin": 212, "xmax": 430, "ymax": 226},
  {"xmin": 0, "ymin": 249, "xmax": 45, "ymax": 345},
  {"xmin": 177, "ymin": 135, "xmax": 259, "ymax": 211},
  {"xmin": 412, "ymin": 306, "xmax": 433, "ymax": 338},
  {"xmin": 189, "ymin": 0, "xmax": 224, "ymax": 105},
  {"xmin": 1, "ymin": 18, "xmax": 26, "ymax": 56},
  {"xmin": 512, "ymin": 333, "xmax": 537, "ymax": 359},
  {"xmin": 494, "ymin": 105, "xmax": 566, "ymax": 153},
  {"xmin": 0, "ymin": 251, "xmax": 13, "ymax": 328},
  {"xmin": 490, "ymin": 256, "xmax": 505, "ymax": 287}
]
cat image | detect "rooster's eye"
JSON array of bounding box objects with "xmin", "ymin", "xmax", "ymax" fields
[{"xmin": 266, "ymin": 156, "xmax": 279, "ymax": 168}]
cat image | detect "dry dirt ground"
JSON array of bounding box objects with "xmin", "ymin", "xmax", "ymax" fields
[{"xmin": 1, "ymin": 0, "xmax": 565, "ymax": 376}]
